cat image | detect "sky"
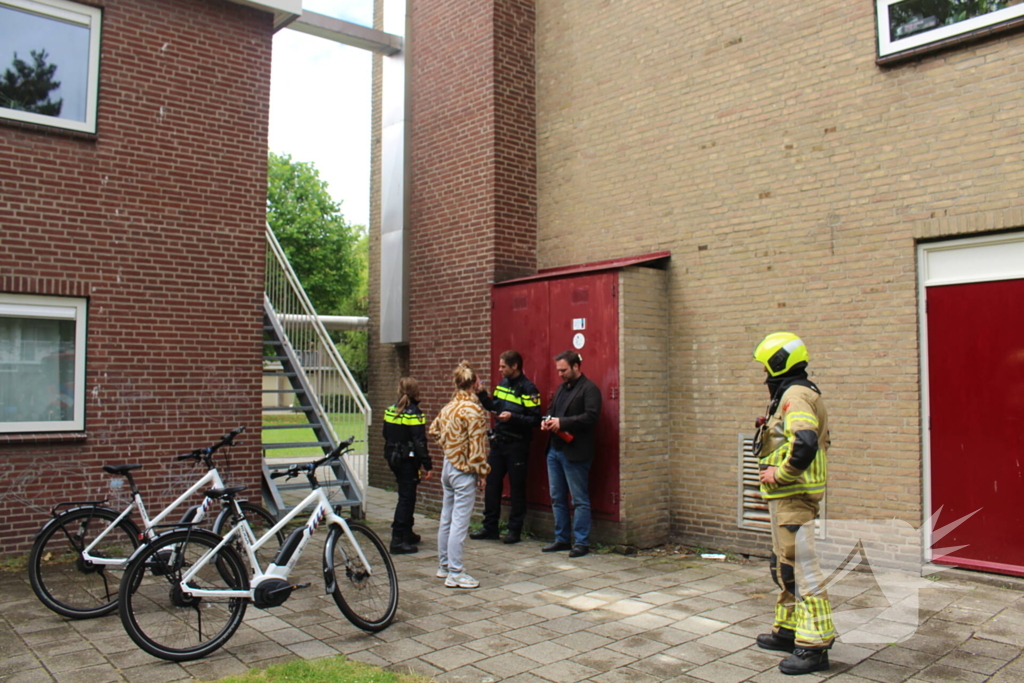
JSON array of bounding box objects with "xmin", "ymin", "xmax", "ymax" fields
[{"xmin": 268, "ymin": 1, "xmax": 376, "ymax": 228}]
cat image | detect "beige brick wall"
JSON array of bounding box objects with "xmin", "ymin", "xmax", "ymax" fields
[
  {"xmin": 535, "ymin": 1, "xmax": 1024, "ymax": 552},
  {"xmin": 617, "ymin": 266, "xmax": 671, "ymax": 547}
]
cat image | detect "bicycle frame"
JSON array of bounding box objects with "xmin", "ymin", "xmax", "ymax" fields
[
  {"xmin": 180, "ymin": 485, "xmax": 372, "ymax": 599},
  {"xmin": 78, "ymin": 468, "xmax": 226, "ymax": 567}
]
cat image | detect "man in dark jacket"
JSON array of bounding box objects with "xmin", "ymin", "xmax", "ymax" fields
[
  {"xmin": 471, "ymin": 350, "xmax": 542, "ymax": 544},
  {"xmin": 541, "ymin": 350, "xmax": 601, "ymax": 558}
]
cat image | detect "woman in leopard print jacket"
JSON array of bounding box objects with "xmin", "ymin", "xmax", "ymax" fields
[{"xmin": 429, "ymin": 361, "xmax": 491, "ymax": 589}]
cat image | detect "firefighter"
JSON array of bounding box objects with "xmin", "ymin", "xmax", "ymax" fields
[
  {"xmin": 383, "ymin": 377, "xmax": 432, "ymax": 554},
  {"xmin": 470, "ymin": 350, "xmax": 542, "ymax": 544},
  {"xmin": 752, "ymin": 332, "xmax": 836, "ymax": 676}
]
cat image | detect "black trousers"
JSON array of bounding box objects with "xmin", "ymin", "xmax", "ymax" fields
[
  {"xmin": 481, "ymin": 438, "xmax": 530, "ymax": 534},
  {"xmin": 389, "ymin": 457, "xmax": 420, "ymax": 539}
]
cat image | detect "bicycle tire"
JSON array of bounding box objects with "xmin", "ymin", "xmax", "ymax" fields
[
  {"xmin": 118, "ymin": 528, "xmax": 248, "ymax": 661},
  {"xmin": 326, "ymin": 521, "xmax": 398, "ymax": 632},
  {"xmin": 28, "ymin": 506, "xmax": 140, "ymax": 619},
  {"xmin": 212, "ymin": 501, "xmax": 283, "ymax": 569}
]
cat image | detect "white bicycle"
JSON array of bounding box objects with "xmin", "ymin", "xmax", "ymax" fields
[
  {"xmin": 117, "ymin": 436, "xmax": 398, "ymax": 661},
  {"xmin": 28, "ymin": 426, "xmax": 282, "ymax": 619}
]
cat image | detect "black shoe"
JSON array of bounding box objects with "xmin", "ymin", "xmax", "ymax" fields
[
  {"xmin": 542, "ymin": 541, "xmax": 572, "ymax": 552},
  {"xmin": 469, "ymin": 529, "xmax": 500, "ymax": 540},
  {"xmin": 756, "ymin": 632, "xmax": 796, "ymax": 653},
  {"xmin": 389, "ymin": 541, "xmax": 418, "ymax": 555},
  {"xmin": 502, "ymin": 532, "xmax": 521, "ymax": 544},
  {"xmin": 568, "ymin": 545, "xmax": 590, "ymax": 558},
  {"xmin": 779, "ymin": 648, "xmax": 829, "ymax": 675},
  {"xmin": 407, "ymin": 532, "xmax": 421, "ymax": 545}
]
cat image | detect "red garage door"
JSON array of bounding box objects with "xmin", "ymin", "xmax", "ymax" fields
[{"xmin": 927, "ymin": 277, "xmax": 1024, "ymax": 576}]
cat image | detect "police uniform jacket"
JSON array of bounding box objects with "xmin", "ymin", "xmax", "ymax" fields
[
  {"xmin": 382, "ymin": 401, "xmax": 431, "ymax": 470},
  {"xmin": 476, "ymin": 373, "xmax": 542, "ymax": 442}
]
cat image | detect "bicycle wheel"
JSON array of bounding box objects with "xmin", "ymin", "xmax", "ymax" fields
[
  {"xmin": 326, "ymin": 521, "xmax": 398, "ymax": 632},
  {"xmin": 29, "ymin": 506, "xmax": 140, "ymax": 619},
  {"xmin": 212, "ymin": 502, "xmax": 283, "ymax": 569},
  {"xmin": 119, "ymin": 528, "xmax": 248, "ymax": 661}
]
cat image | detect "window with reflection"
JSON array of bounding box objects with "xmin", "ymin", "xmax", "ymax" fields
[
  {"xmin": 0, "ymin": 294, "xmax": 87, "ymax": 433},
  {"xmin": 877, "ymin": 0, "xmax": 1024, "ymax": 58},
  {"xmin": 0, "ymin": 0, "xmax": 101, "ymax": 133}
]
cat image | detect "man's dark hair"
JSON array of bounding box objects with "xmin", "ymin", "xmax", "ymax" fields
[
  {"xmin": 500, "ymin": 349, "xmax": 523, "ymax": 371},
  {"xmin": 554, "ymin": 350, "xmax": 581, "ymax": 367}
]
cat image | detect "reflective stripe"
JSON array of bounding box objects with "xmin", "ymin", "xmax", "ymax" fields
[
  {"xmin": 494, "ymin": 385, "xmax": 541, "ymax": 408},
  {"xmin": 384, "ymin": 408, "xmax": 426, "ymax": 426},
  {"xmin": 785, "ymin": 411, "xmax": 818, "ymax": 429},
  {"xmin": 793, "ymin": 595, "xmax": 836, "ymax": 644}
]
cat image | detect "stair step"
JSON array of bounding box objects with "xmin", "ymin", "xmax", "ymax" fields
[
  {"xmin": 263, "ymin": 356, "xmax": 290, "ymax": 362},
  {"xmin": 262, "ymin": 389, "xmax": 307, "ymax": 394},
  {"xmin": 262, "ymin": 442, "xmax": 333, "ymax": 449},
  {"xmin": 262, "ymin": 406, "xmax": 316, "ymax": 412},
  {"xmin": 263, "ymin": 371, "xmax": 297, "ymax": 377},
  {"xmin": 263, "ymin": 340, "xmax": 284, "ymax": 346}
]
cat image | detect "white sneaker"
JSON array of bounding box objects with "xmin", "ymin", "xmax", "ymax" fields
[
  {"xmin": 445, "ymin": 571, "xmax": 480, "ymax": 589},
  {"xmin": 436, "ymin": 565, "xmax": 449, "ymax": 579}
]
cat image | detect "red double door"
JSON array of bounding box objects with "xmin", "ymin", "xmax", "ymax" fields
[
  {"xmin": 927, "ymin": 277, "xmax": 1024, "ymax": 575},
  {"xmin": 490, "ymin": 272, "xmax": 621, "ymax": 520}
]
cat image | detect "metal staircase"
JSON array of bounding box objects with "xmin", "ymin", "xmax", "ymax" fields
[{"xmin": 262, "ymin": 225, "xmax": 371, "ymax": 519}]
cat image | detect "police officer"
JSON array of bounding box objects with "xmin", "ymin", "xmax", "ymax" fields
[
  {"xmin": 470, "ymin": 350, "xmax": 541, "ymax": 544},
  {"xmin": 752, "ymin": 332, "xmax": 835, "ymax": 676},
  {"xmin": 383, "ymin": 377, "xmax": 432, "ymax": 554}
]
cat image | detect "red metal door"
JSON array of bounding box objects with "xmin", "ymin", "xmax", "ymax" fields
[
  {"xmin": 927, "ymin": 278, "xmax": 1024, "ymax": 576},
  {"xmin": 491, "ymin": 280, "xmax": 553, "ymax": 507},
  {"xmin": 491, "ymin": 272, "xmax": 621, "ymax": 520},
  {"xmin": 547, "ymin": 273, "xmax": 620, "ymax": 520}
]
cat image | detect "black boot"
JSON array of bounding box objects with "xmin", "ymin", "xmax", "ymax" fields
[
  {"xmin": 390, "ymin": 536, "xmax": 418, "ymax": 554},
  {"xmin": 469, "ymin": 529, "xmax": 500, "ymax": 540},
  {"xmin": 779, "ymin": 648, "xmax": 829, "ymax": 675},
  {"xmin": 407, "ymin": 531, "xmax": 422, "ymax": 545},
  {"xmin": 756, "ymin": 629, "xmax": 796, "ymax": 653}
]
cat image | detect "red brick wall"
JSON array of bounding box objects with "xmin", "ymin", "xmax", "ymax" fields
[
  {"xmin": 367, "ymin": 0, "xmax": 537, "ymax": 506},
  {"xmin": 0, "ymin": 0, "xmax": 273, "ymax": 555}
]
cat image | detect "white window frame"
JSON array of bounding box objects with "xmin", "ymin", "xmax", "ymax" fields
[
  {"xmin": 0, "ymin": 0, "xmax": 102, "ymax": 133},
  {"xmin": 0, "ymin": 293, "xmax": 87, "ymax": 433},
  {"xmin": 877, "ymin": 0, "xmax": 1024, "ymax": 58}
]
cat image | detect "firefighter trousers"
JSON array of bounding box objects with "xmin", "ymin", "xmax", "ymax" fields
[{"xmin": 768, "ymin": 494, "xmax": 836, "ymax": 649}]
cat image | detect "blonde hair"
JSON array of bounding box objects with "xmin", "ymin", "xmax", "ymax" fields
[
  {"xmin": 451, "ymin": 360, "xmax": 477, "ymax": 394},
  {"xmin": 395, "ymin": 377, "xmax": 419, "ymax": 414}
]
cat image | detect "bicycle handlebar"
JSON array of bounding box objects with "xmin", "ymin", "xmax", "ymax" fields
[
  {"xmin": 269, "ymin": 435, "xmax": 356, "ymax": 480},
  {"xmin": 175, "ymin": 425, "xmax": 247, "ymax": 462}
]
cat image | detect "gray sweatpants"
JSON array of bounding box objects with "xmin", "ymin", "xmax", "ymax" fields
[{"xmin": 437, "ymin": 460, "xmax": 478, "ymax": 573}]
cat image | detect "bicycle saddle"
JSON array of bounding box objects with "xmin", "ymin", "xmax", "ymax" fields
[
  {"xmin": 204, "ymin": 486, "xmax": 248, "ymax": 500},
  {"xmin": 103, "ymin": 464, "xmax": 142, "ymax": 475}
]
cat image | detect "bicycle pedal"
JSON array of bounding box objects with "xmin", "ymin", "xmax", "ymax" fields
[{"xmin": 268, "ymin": 581, "xmax": 310, "ymax": 596}]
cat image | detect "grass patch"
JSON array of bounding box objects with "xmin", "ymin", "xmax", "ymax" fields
[
  {"xmin": 208, "ymin": 656, "xmax": 429, "ymax": 683},
  {"xmin": 262, "ymin": 413, "xmax": 367, "ymax": 457},
  {"xmin": 0, "ymin": 554, "xmax": 28, "ymax": 573}
]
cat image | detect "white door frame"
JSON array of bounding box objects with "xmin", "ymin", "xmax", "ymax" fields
[{"xmin": 917, "ymin": 231, "xmax": 1024, "ymax": 562}]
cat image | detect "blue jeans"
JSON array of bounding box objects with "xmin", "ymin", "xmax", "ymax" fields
[{"xmin": 546, "ymin": 444, "xmax": 592, "ymax": 547}]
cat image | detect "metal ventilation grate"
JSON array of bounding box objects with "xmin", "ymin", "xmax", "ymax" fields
[{"xmin": 738, "ymin": 434, "xmax": 770, "ymax": 532}]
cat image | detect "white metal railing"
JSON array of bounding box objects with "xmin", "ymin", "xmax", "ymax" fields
[{"xmin": 264, "ymin": 224, "xmax": 371, "ymax": 494}]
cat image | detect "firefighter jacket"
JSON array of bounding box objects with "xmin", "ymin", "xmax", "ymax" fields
[
  {"xmin": 477, "ymin": 373, "xmax": 542, "ymax": 442},
  {"xmin": 757, "ymin": 382, "xmax": 830, "ymax": 501},
  {"xmin": 383, "ymin": 401, "xmax": 431, "ymax": 471}
]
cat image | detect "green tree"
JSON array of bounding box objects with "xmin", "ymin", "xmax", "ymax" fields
[
  {"xmin": 267, "ymin": 152, "xmax": 369, "ymax": 388},
  {"xmin": 0, "ymin": 49, "xmax": 63, "ymax": 116},
  {"xmin": 267, "ymin": 152, "xmax": 361, "ymax": 316}
]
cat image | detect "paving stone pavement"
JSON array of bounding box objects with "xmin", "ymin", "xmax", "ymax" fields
[{"xmin": 5, "ymin": 487, "xmax": 1024, "ymax": 683}]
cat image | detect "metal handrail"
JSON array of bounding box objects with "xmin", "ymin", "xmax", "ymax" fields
[{"xmin": 264, "ymin": 224, "xmax": 371, "ymax": 493}]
